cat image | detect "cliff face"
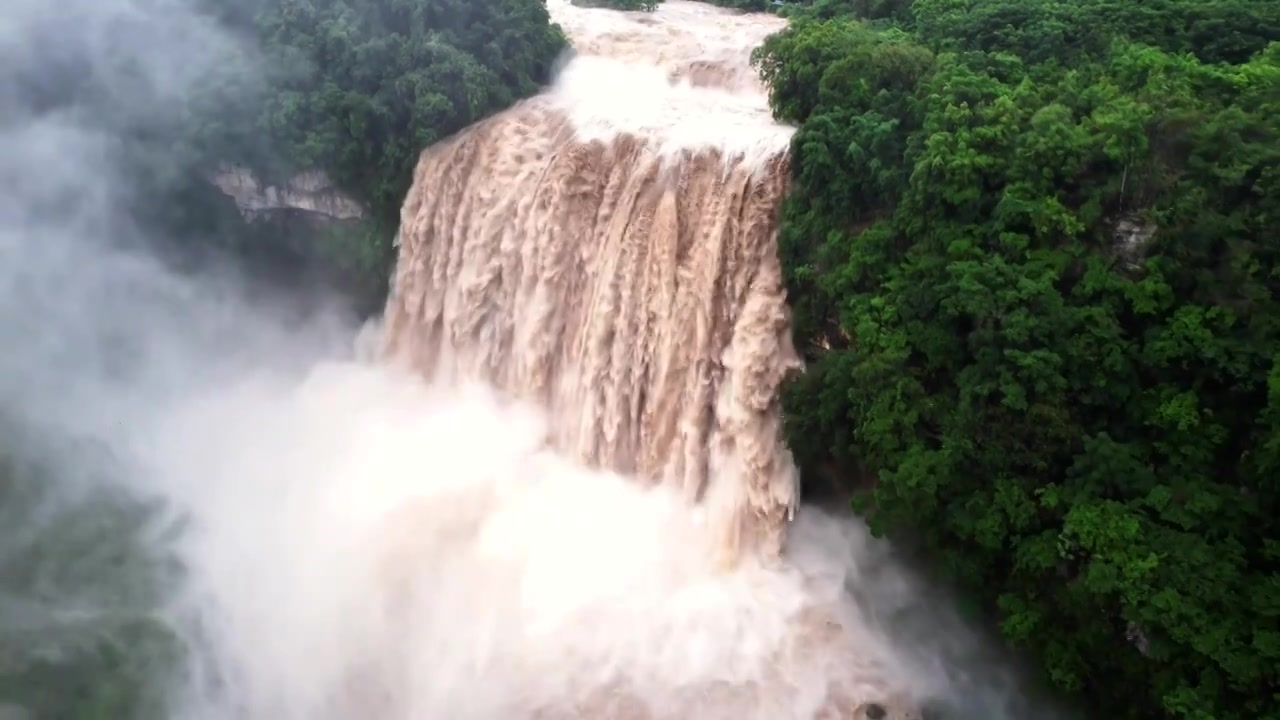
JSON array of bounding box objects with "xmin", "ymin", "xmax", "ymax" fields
[
  {"xmin": 208, "ymin": 165, "xmax": 365, "ymax": 223},
  {"xmin": 197, "ymin": 164, "xmax": 386, "ymax": 311},
  {"xmin": 1110, "ymin": 213, "xmax": 1157, "ymax": 273}
]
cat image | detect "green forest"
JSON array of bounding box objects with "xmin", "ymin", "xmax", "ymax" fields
[
  {"xmin": 3, "ymin": 0, "xmax": 1279, "ymax": 718},
  {"xmin": 756, "ymin": 1, "xmax": 1280, "ymax": 719}
]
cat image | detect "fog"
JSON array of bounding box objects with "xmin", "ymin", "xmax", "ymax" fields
[{"xmin": 0, "ymin": 1, "xmax": 358, "ymax": 716}]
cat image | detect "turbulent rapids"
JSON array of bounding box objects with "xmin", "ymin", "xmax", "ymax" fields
[{"xmin": 384, "ymin": 0, "xmax": 800, "ymax": 563}]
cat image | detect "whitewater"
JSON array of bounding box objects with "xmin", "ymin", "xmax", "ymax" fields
[{"xmin": 0, "ymin": 1, "xmax": 1068, "ymax": 720}]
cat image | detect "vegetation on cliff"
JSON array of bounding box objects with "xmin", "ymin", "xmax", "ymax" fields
[
  {"xmin": 244, "ymin": 0, "xmax": 567, "ymax": 298},
  {"xmin": 756, "ymin": 0, "xmax": 1280, "ymax": 718},
  {"xmin": 251, "ymin": 0, "xmax": 567, "ymax": 222}
]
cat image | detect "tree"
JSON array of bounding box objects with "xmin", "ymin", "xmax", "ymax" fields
[
  {"xmin": 756, "ymin": 1, "xmax": 1280, "ymax": 717},
  {"xmin": 255, "ymin": 0, "xmax": 567, "ymax": 223}
]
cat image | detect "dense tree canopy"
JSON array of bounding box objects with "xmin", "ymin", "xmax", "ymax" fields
[
  {"xmin": 756, "ymin": 1, "xmax": 1280, "ymax": 718},
  {"xmin": 253, "ymin": 0, "xmax": 566, "ymax": 222}
]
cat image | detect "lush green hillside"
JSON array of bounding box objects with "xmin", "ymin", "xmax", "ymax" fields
[
  {"xmin": 756, "ymin": 1, "xmax": 1280, "ymax": 718},
  {"xmin": 251, "ymin": 0, "xmax": 566, "ymax": 223},
  {"xmin": 243, "ymin": 0, "xmax": 566, "ymax": 300}
]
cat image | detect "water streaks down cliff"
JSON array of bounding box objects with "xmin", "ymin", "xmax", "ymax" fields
[
  {"xmin": 373, "ymin": 1, "xmax": 929, "ymax": 718},
  {"xmin": 384, "ymin": 0, "xmax": 801, "ymax": 565}
]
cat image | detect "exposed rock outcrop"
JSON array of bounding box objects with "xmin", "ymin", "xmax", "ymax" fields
[{"xmin": 209, "ymin": 164, "xmax": 365, "ymax": 222}]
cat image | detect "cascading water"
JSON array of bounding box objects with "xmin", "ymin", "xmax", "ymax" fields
[
  {"xmin": 383, "ymin": 0, "xmax": 801, "ymax": 564},
  {"xmin": 0, "ymin": 2, "xmax": 1075, "ymax": 720},
  {"xmin": 367, "ymin": 1, "xmax": 916, "ymax": 716}
]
